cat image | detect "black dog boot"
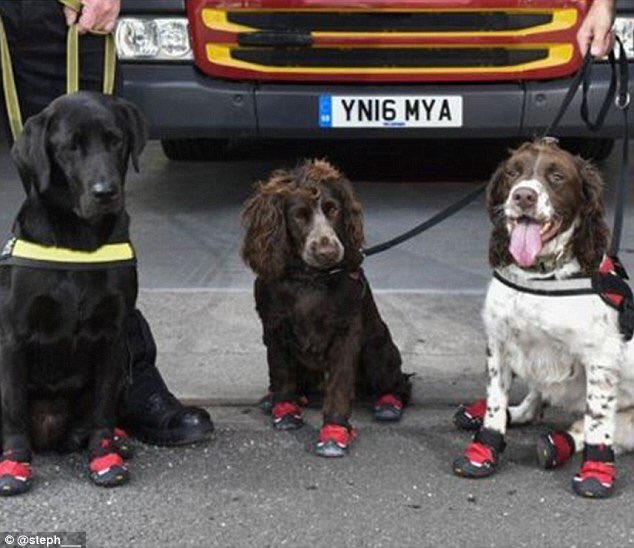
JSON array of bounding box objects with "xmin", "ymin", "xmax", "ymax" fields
[
  {"xmin": 271, "ymin": 399, "xmax": 304, "ymax": 430},
  {"xmin": 261, "ymin": 390, "xmax": 309, "ymax": 415},
  {"xmin": 374, "ymin": 393, "xmax": 404, "ymax": 422},
  {"xmin": 453, "ymin": 399, "xmax": 487, "ymax": 431},
  {"xmin": 89, "ymin": 435, "xmax": 129, "ymax": 488},
  {"xmin": 536, "ymin": 430, "xmax": 575, "ymax": 470},
  {"xmin": 121, "ymin": 310, "xmax": 214, "ymax": 446},
  {"xmin": 315, "ymin": 415, "xmax": 356, "ymax": 458},
  {"xmin": 453, "ymin": 427, "xmax": 506, "ymax": 479},
  {"xmin": 572, "ymin": 444, "xmax": 616, "ymax": 499},
  {"xmin": 0, "ymin": 449, "xmax": 32, "ymax": 497},
  {"xmin": 112, "ymin": 427, "xmax": 134, "ymax": 460}
]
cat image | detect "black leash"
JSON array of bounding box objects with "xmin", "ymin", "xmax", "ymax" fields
[
  {"xmin": 609, "ymin": 39, "xmax": 630, "ymax": 257},
  {"xmin": 541, "ymin": 38, "xmax": 629, "ymax": 256},
  {"xmin": 363, "ymin": 181, "xmax": 486, "ymax": 257}
]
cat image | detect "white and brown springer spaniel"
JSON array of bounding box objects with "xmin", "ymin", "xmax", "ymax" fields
[{"xmin": 453, "ymin": 138, "xmax": 634, "ymax": 499}]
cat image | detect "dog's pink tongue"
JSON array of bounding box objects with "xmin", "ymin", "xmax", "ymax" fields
[{"xmin": 510, "ymin": 219, "xmax": 542, "ymax": 267}]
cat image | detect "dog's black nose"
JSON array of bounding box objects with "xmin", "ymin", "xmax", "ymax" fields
[
  {"xmin": 91, "ymin": 181, "xmax": 119, "ymax": 202},
  {"xmin": 512, "ymin": 187, "xmax": 537, "ymax": 210}
]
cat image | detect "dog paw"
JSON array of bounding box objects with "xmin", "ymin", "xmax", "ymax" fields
[
  {"xmin": 272, "ymin": 401, "xmax": 304, "ymax": 430},
  {"xmin": 314, "ymin": 424, "xmax": 356, "ymax": 458},
  {"xmin": 536, "ymin": 430, "xmax": 575, "ymax": 470},
  {"xmin": 453, "ymin": 399, "xmax": 487, "ymax": 431},
  {"xmin": 374, "ymin": 394, "xmax": 403, "ymax": 422},
  {"xmin": 0, "ymin": 460, "xmax": 32, "ymax": 496},
  {"xmin": 572, "ymin": 461, "xmax": 616, "ymax": 499},
  {"xmin": 89, "ymin": 453, "xmax": 129, "ymax": 488}
]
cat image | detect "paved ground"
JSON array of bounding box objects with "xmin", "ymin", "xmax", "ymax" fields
[{"xmin": 1, "ymin": 139, "xmax": 634, "ymax": 547}]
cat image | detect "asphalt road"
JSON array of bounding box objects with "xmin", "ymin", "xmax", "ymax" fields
[{"xmin": 1, "ymin": 139, "xmax": 634, "ymax": 547}]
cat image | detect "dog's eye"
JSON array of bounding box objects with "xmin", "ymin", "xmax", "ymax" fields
[
  {"xmin": 68, "ymin": 138, "xmax": 80, "ymax": 153},
  {"xmin": 293, "ymin": 207, "xmax": 311, "ymax": 222},
  {"xmin": 104, "ymin": 131, "xmax": 122, "ymax": 148},
  {"xmin": 505, "ymin": 167, "xmax": 519, "ymax": 179},
  {"xmin": 323, "ymin": 201, "xmax": 339, "ymax": 218},
  {"xmin": 549, "ymin": 172, "xmax": 565, "ymax": 185}
]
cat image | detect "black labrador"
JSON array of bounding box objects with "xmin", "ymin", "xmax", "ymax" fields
[{"xmin": 0, "ymin": 91, "xmax": 146, "ymax": 496}]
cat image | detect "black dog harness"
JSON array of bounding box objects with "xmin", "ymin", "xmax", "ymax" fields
[
  {"xmin": 0, "ymin": 236, "xmax": 136, "ymax": 271},
  {"xmin": 494, "ymin": 255, "xmax": 634, "ymax": 341}
]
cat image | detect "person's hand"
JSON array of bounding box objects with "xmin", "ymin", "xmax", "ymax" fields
[
  {"xmin": 577, "ymin": 0, "xmax": 616, "ymax": 58},
  {"xmin": 63, "ymin": 0, "xmax": 121, "ymax": 34}
]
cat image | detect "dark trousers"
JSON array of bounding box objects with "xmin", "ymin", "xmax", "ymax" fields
[{"xmin": 0, "ymin": 0, "xmax": 158, "ymax": 383}]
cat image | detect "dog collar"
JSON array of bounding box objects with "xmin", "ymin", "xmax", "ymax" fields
[
  {"xmin": 493, "ymin": 269, "xmax": 595, "ymax": 297},
  {"xmin": 0, "ymin": 236, "xmax": 136, "ymax": 270}
]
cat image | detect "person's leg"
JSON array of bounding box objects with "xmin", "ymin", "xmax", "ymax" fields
[
  {"xmin": 121, "ymin": 311, "xmax": 214, "ymax": 445},
  {"xmin": 0, "ymin": 0, "xmax": 213, "ymax": 445}
]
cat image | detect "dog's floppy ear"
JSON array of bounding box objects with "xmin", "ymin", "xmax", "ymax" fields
[
  {"xmin": 338, "ymin": 178, "xmax": 364, "ymax": 268},
  {"xmin": 113, "ymin": 96, "xmax": 148, "ymax": 172},
  {"xmin": 572, "ymin": 157, "xmax": 609, "ymax": 273},
  {"xmin": 241, "ymin": 171, "xmax": 292, "ymax": 280},
  {"xmin": 11, "ymin": 109, "xmax": 51, "ymax": 196},
  {"xmin": 487, "ymin": 157, "xmax": 513, "ymax": 268},
  {"xmin": 486, "ymin": 160, "xmax": 509, "ymax": 223}
]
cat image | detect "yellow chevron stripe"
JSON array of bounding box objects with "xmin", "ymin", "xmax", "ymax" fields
[
  {"xmin": 206, "ymin": 43, "xmax": 574, "ymax": 75},
  {"xmin": 202, "ymin": 8, "xmax": 578, "ymax": 39}
]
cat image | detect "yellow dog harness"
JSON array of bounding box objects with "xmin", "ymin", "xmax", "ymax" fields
[{"xmin": 0, "ymin": 237, "xmax": 136, "ymax": 271}]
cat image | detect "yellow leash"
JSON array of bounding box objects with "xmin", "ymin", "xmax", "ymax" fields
[{"xmin": 0, "ymin": 0, "xmax": 117, "ymax": 140}]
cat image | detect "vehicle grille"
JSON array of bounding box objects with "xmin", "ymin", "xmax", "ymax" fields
[
  {"xmin": 232, "ymin": 47, "xmax": 549, "ymax": 68},
  {"xmin": 188, "ymin": 1, "xmax": 587, "ymax": 83}
]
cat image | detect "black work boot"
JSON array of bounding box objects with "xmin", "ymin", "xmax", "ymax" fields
[{"xmin": 120, "ymin": 310, "xmax": 214, "ymax": 446}]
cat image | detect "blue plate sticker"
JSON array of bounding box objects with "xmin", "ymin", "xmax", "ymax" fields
[{"xmin": 319, "ymin": 95, "xmax": 332, "ymax": 128}]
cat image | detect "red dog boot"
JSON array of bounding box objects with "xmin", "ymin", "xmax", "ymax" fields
[
  {"xmin": 453, "ymin": 399, "xmax": 487, "ymax": 431},
  {"xmin": 453, "ymin": 427, "xmax": 506, "ymax": 479},
  {"xmin": 0, "ymin": 451, "xmax": 32, "ymax": 496},
  {"xmin": 315, "ymin": 416, "xmax": 357, "ymax": 458},
  {"xmin": 89, "ymin": 436, "xmax": 130, "ymax": 488},
  {"xmin": 271, "ymin": 400, "xmax": 304, "ymax": 430},
  {"xmin": 374, "ymin": 393, "xmax": 404, "ymax": 422},
  {"xmin": 261, "ymin": 392, "xmax": 309, "ymax": 415},
  {"xmin": 572, "ymin": 444, "xmax": 616, "ymax": 499},
  {"xmin": 536, "ymin": 430, "xmax": 575, "ymax": 469},
  {"xmin": 112, "ymin": 427, "xmax": 134, "ymax": 460}
]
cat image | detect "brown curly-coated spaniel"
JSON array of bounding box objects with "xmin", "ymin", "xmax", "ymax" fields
[{"xmin": 242, "ymin": 159, "xmax": 411, "ymax": 457}]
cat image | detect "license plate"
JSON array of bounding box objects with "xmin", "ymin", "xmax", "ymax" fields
[{"xmin": 319, "ymin": 95, "xmax": 463, "ymax": 128}]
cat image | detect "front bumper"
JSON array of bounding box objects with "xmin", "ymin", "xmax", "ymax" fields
[{"xmin": 120, "ymin": 63, "xmax": 634, "ymax": 140}]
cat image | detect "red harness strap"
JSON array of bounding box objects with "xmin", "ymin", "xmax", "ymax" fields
[
  {"xmin": 0, "ymin": 460, "xmax": 31, "ymax": 480},
  {"xmin": 597, "ymin": 256, "xmax": 628, "ymax": 308}
]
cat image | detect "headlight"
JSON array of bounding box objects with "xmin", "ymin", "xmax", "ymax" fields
[
  {"xmin": 614, "ymin": 17, "xmax": 634, "ymax": 58},
  {"xmin": 116, "ymin": 18, "xmax": 193, "ymax": 61}
]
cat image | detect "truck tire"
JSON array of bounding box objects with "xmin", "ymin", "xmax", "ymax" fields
[
  {"xmin": 562, "ymin": 138, "xmax": 614, "ymax": 162},
  {"xmin": 161, "ymin": 139, "xmax": 230, "ymax": 161}
]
